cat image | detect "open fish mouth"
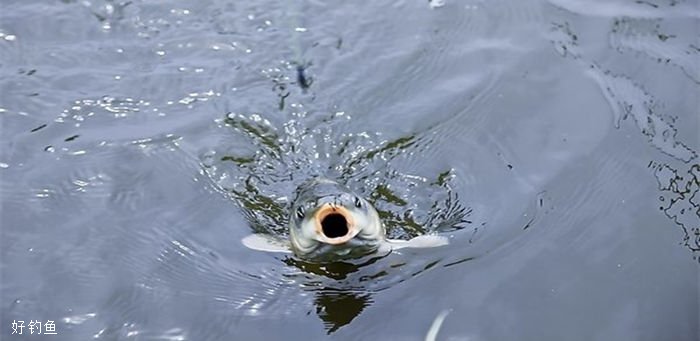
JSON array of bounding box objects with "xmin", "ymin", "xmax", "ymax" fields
[{"xmin": 314, "ymin": 203, "xmax": 360, "ymax": 245}]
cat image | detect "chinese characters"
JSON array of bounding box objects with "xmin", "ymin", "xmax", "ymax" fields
[{"xmin": 11, "ymin": 320, "xmax": 57, "ymax": 335}]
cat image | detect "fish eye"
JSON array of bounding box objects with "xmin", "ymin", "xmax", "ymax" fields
[
  {"xmin": 296, "ymin": 206, "xmax": 305, "ymax": 219},
  {"xmin": 354, "ymin": 196, "xmax": 362, "ymax": 208}
]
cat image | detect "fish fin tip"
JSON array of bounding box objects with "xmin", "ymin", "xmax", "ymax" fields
[
  {"xmin": 241, "ymin": 234, "xmax": 292, "ymax": 253},
  {"xmin": 387, "ymin": 234, "xmax": 449, "ymax": 250}
]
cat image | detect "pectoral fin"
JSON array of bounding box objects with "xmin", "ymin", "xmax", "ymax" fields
[
  {"xmin": 386, "ymin": 234, "xmax": 449, "ymax": 250},
  {"xmin": 241, "ymin": 234, "xmax": 292, "ymax": 253}
]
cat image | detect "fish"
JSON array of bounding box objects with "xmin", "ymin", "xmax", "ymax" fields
[{"xmin": 241, "ymin": 178, "xmax": 449, "ymax": 262}]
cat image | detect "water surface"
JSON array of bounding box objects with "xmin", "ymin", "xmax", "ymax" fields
[{"xmin": 1, "ymin": 0, "xmax": 698, "ymax": 340}]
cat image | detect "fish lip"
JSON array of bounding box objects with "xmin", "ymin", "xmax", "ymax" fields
[{"xmin": 314, "ymin": 203, "xmax": 359, "ymax": 245}]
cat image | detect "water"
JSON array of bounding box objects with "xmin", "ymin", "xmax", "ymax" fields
[{"xmin": 1, "ymin": 0, "xmax": 698, "ymax": 340}]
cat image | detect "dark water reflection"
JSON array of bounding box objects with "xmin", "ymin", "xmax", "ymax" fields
[
  {"xmin": 1, "ymin": 0, "xmax": 699, "ymax": 340},
  {"xmin": 314, "ymin": 289, "xmax": 371, "ymax": 334},
  {"xmin": 285, "ymin": 257, "xmax": 381, "ymax": 334}
]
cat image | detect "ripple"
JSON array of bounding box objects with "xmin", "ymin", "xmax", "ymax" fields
[
  {"xmin": 196, "ymin": 106, "xmax": 480, "ymax": 333},
  {"xmin": 4, "ymin": 0, "xmax": 699, "ymax": 339},
  {"xmin": 548, "ymin": 0, "xmax": 700, "ymax": 19},
  {"xmin": 587, "ymin": 67, "xmax": 696, "ymax": 162},
  {"xmin": 547, "ymin": 11, "xmax": 699, "ymax": 263},
  {"xmin": 651, "ymin": 162, "xmax": 700, "ymax": 257},
  {"xmin": 204, "ymin": 112, "xmax": 471, "ymax": 240},
  {"xmin": 610, "ymin": 17, "xmax": 700, "ymax": 83},
  {"xmin": 136, "ymin": 235, "xmax": 310, "ymax": 320},
  {"xmin": 62, "ymin": 312, "xmax": 97, "ymax": 325},
  {"xmin": 547, "ymin": 18, "xmax": 697, "ymax": 164}
]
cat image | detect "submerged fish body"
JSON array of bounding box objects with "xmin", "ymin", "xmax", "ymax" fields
[{"xmin": 241, "ymin": 178, "xmax": 448, "ymax": 261}]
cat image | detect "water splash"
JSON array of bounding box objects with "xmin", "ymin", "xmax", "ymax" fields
[{"xmin": 202, "ymin": 111, "xmax": 471, "ymax": 241}]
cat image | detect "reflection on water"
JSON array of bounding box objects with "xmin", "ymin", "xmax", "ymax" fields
[
  {"xmin": 314, "ymin": 289, "xmax": 371, "ymax": 334},
  {"xmin": 285, "ymin": 257, "xmax": 380, "ymax": 333},
  {"xmin": 282, "ymin": 249, "xmax": 460, "ymax": 334},
  {"xmin": 548, "ymin": 9, "xmax": 699, "ymax": 260},
  {"xmin": 284, "ymin": 254, "xmax": 386, "ymax": 281},
  {"xmin": 653, "ymin": 163, "xmax": 700, "ymax": 254}
]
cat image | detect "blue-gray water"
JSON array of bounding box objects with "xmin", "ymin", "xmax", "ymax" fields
[{"xmin": 1, "ymin": 0, "xmax": 699, "ymax": 340}]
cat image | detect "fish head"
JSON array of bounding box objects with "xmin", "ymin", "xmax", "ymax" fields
[{"xmin": 289, "ymin": 178, "xmax": 385, "ymax": 261}]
